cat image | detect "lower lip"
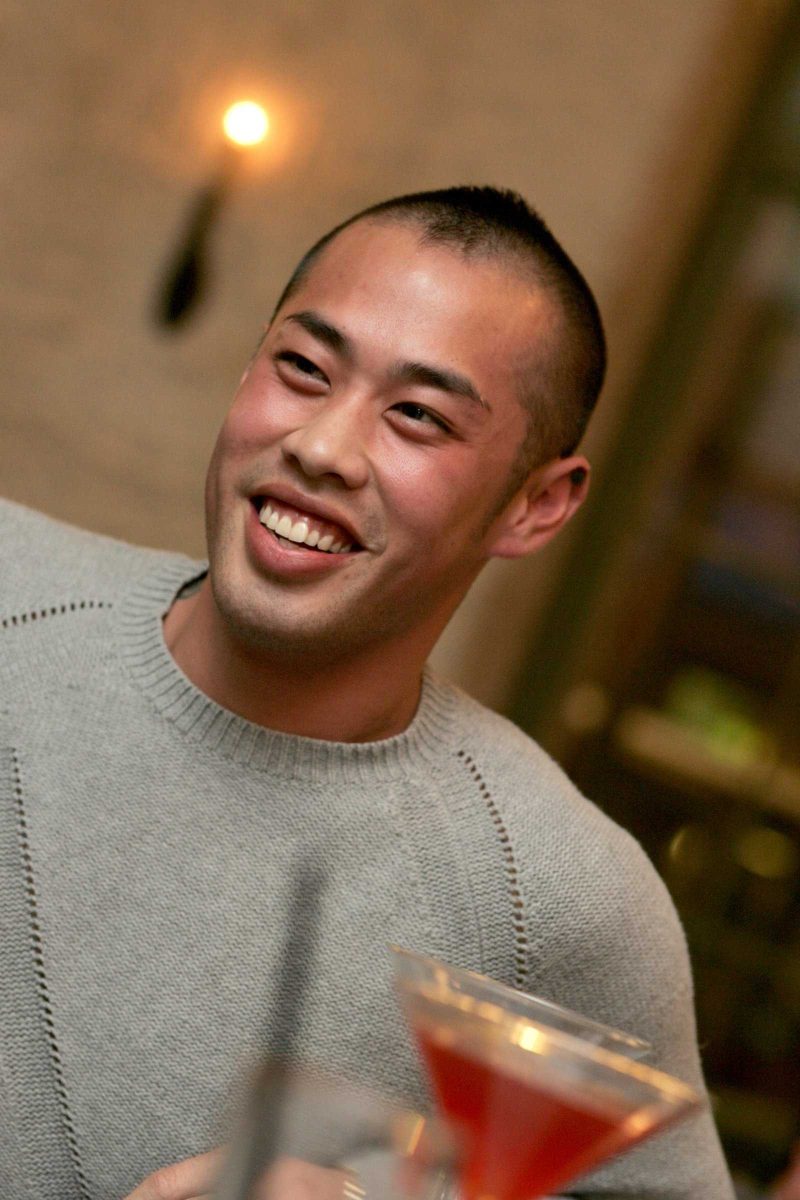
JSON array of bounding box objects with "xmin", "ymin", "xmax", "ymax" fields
[{"xmin": 244, "ymin": 503, "xmax": 357, "ymax": 578}]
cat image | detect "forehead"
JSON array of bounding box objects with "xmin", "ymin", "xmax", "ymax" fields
[{"xmin": 276, "ymin": 220, "xmax": 554, "ymax": 387}]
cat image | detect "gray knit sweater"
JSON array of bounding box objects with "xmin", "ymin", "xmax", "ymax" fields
[{"xmin": 0, "ymin": 499, "xmax": 733, "ymax": 1199}]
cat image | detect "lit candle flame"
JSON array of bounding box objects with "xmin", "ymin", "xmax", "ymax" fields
[{"xmin": 223, "ymin": 100, "xmax": 270, "ymax": 147}]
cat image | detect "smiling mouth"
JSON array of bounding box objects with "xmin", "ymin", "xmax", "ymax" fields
[{"xmin": 254, "ymin": 498, "xmax": 361, "ymax": 555}]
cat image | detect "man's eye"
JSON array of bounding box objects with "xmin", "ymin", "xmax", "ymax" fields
[
  {"xmin": 276, "ymin": 351, "xmax": 328, "ymax": 383},
  {"xmin": 392, "ymin": 402, "xmax": 449, "ymax": 431}
]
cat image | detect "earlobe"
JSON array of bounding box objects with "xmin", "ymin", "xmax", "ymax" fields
[{"xmin": 488, "ymin": 455, "xmax": 590, "ymax": 560}]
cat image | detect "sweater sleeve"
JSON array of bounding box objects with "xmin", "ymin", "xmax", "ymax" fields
[
  {"xmin": 455, "ymin": 716, "xmax": 735, "ymax": 1200},
  {"xmin": 522, "ymin": 829, "xmax": 734, "ymax": 1198},
  {"xmin": 0, "ymin": 498, "xmax": 199, "ymax": 619}
]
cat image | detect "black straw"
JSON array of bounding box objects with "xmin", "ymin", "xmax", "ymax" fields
[{"xmin": 215, "ymin": 863, "xmax": 324, "ymax": 1199}]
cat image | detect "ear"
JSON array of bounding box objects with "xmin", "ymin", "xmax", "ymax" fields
[{"xmin": 487, "ymin": 454, "xmax": 591, "ymax": 560}]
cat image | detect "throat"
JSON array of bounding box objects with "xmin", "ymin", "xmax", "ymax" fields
[{"xmin": 165, "ymin": 582, "xmax": 423, "ymax": 742}]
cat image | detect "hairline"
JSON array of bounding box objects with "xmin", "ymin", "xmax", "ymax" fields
[{"xmin": 269, "ymin": 209, "xmax": 592, "ymax": 490}]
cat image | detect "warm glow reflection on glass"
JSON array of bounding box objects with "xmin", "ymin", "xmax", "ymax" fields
[
  {"xmin": 223, "ymin": 100, "xmax": 270, "ymax": 146},
  {"xmin": 621, "ymin": 1110, "xmax": 654, "ymax": 1139},
  {"xmin": 517, "ymin": 1025, "xmax": 546, "ymax": 1054}
]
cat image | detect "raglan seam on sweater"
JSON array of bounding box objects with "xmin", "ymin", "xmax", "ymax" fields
[
  {"xmin": 2, "ymin": 600, "xmax": 112, "ymax": 629},
  {"xmin": 9, "ymin": 748, "xmax": 91, "ymax": 1200},
  {"xmin": 456, "ymin": 749, "xmax": 529, "ymax": 988}
]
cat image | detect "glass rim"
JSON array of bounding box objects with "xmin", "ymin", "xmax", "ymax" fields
[
  {"xmin": 390, "ymin": 945, "xmax": 701, "ymax": 1109},
  {"xmin": 389, "ymin": 945, "xmax": 649, "ymax": 1056}
]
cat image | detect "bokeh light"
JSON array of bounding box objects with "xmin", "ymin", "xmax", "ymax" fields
[
  {"xmin": 735, "ymin": 827, "xmax": 797, "ymax": 880},
  {"xmin": 223, "ymin": 100, "xmax": 270, "ymax": 147}
]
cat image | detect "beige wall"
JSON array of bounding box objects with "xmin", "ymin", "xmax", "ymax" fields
[{"xmin": 1, "ymin": 0, "xmax": 785, "ymax": 706}]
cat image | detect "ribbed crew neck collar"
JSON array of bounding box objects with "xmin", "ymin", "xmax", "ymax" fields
[{"xmin": 116, "ymin": 557, "xmax": 456, "ymax": 782}]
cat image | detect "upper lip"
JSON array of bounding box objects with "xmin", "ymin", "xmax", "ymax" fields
[{"xmin": 251, "ymin": 483, "xmax": 365, "ymax": 547}]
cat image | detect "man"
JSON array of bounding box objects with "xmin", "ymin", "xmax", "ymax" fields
[{"xmin": 1, "ymin": 187, "xmax": 733, "ymax": 1198}]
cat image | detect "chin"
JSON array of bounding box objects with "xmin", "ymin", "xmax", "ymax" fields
[
  {"xmin": 208, "ymin": 570, "xmax": 345, "ymax": 662},
  {"xmin": 209, "ymin": 569, "xmax": 284, "ymax": 649}
]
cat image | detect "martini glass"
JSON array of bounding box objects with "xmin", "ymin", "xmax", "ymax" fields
[
  {"xmin": 395, "ymin": 950, "xmax": 651, "ymax": 1060},
  {"xmin": 391, "ymin": 947, "xmax": 702, "ymax": 1200}
]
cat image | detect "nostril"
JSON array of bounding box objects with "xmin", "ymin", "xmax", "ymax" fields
[{"xmin": 281, "ymin": 430, "xmax": 369, "ymax": 490}]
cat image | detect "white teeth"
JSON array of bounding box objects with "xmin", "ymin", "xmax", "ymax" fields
[
  {"xmin": 259, "ymin": 500, "xmax": 355, "ymax": 554},
  {"xmin": 288, "ymin": 520, "xmax": 309, "ymax": 544}
]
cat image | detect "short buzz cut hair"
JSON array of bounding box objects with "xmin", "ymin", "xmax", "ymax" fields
[{"xmin": 271, "ymin": 185, "xmax": 606, "ymax": 472}]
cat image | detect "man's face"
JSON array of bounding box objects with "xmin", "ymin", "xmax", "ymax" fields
[{"xmin": 204, "ymin": 219, "xmax": 554, "ymax": 661}]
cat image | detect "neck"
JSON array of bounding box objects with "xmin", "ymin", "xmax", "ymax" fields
[{"xmin": 162, "ymin": 579, "xmax": 429, "ymax": 742}]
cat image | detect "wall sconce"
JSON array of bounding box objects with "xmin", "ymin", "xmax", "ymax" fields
[{"xmin": 155, "ymin": 100, "xmax": 269, "ymax": 330}]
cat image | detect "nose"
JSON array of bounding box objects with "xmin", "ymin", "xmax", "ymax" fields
[{"xmin": 281, "ymin": 397, "xmax": 371, "ymax": 489}]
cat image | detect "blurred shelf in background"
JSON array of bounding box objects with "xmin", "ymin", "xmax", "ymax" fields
[
  {"xmin": 614, "ymin": 705, "xmax": 800, "ymax": 820},
  {"xmin": 514, "ymin": 4, "xmax": 800, "ymax": 1187}
]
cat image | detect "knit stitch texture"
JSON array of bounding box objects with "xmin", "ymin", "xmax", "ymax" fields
[{"xmin": 0, "ymin": 499, "xmax": 733, "ymax": 1199}]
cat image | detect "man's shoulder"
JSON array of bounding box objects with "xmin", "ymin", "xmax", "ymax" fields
[
  {"xmin": 444, "ymin": 681, "xmax": 592, "ymax": 810},
  {"xmin": 441, "ymin": 680, "xmax": 652, "ymax": 873},
  {"xmin": 441, "ymin": 682, "xmax": 688, "ymax": 1006},
  {"xmin": 0, "ymin": 498, "xmax": 199, "ymax": 617}
]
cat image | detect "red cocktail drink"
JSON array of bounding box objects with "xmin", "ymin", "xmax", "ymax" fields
[
  {"xmin": 392, "ymin": 948, "xmax": 700, "ymax": 1200},
  {"xmin": 419, "ymin": 1025, "xmax": 637, "ymax": 1199}
]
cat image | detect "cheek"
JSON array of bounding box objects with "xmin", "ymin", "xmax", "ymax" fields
[
  {"xmin": 211, "ymin": 390, "xmax": 290, "ymax": 471},
  {"xmin": 376, "ymin": 450, "xmax": 448, "ymax": 518},
  {"xmin": 204, "ymin": 408, "xmax": 261, "ymax": 527},
  {"xmin": 203, "ymin": 437, "xmax": 224, "ymax": 534},
  {"xmin": 220, "ymin": 401, "xmax": 274, "ymax": 453},
  {"xmin": 377, "ymin": 449, "xmax": 496, "ymax": 541}
]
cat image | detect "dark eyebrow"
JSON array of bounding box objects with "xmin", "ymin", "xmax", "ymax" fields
[
  {"xmin": 281, "ymin": 309, "xmax": 488, "ymax": 410},
  {"xmin": 282, "ymin": 310, "xmax": 353, "ymax": 360},
  {"xmin": 392, "ymin": 361, "xmax": 489, "ymax": 411}
]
